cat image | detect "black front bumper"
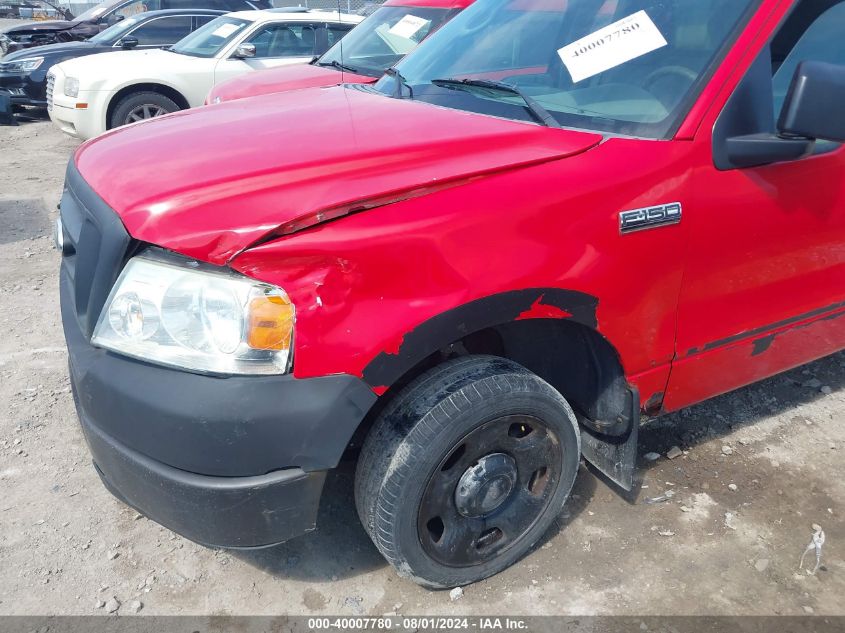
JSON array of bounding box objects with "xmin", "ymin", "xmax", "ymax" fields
[
  {"xmin": 0, "ymin": 71, "xmax": 47, "ymax": 107},
  {"xmin": 59, "ymin": 162, "xmax": 378, "ymax": 548},
  {"xmin": 81, "ymin": 407, "xmax": 329, "ymax": 548}
]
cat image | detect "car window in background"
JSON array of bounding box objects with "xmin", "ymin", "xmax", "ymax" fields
[
  {"xmin": 194, "ymin": 15, "xmax": 215, "ymax": 28},
  {"xmin": 113, "ymin": 0, "xmax": 161, "ymax": 20},
  {"xmin": 164, "ymin": 0, "xmax": 220, "ymax": 9},
  {"xmin": 194, "ymin": 14, "xmax": 217, "ymax": 27},
  {"xmin": 169, "ymin": 15, "xmax": 251, "ymax": 56},
  {"xmin": 379, "ymin": 0, "xmax": 760, "ymax": 138},
  {"xmin": 89, "ymin": 13, "xmax": 143, "ymax": 41},
  {"xmin": 319, "ymin": 6, "xmax": 450, "ymax": 77},
  {"xmin": 229, "ymin": 0, "xmax": 261, "ymax": 9},
  {"xmin": 74, "ymin": 2, "xmax": 119, "ymax": 21},
  {"xmin": 128, "ymin": 14, "xmax": 192, "ymax": 44},
  {"xmin": 326, "ymin": 22, "xmax": 353, "ymax": 48},
  {"xmin": 246, "ymin": 23, "xmax": 317, "ymax": 58}
]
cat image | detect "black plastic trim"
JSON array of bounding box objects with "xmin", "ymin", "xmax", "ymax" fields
[
  {"xmin": 82, "ymin": 411, "xmax": 327, "ymax": 548},
  {"xmin": 361, "ymin": 288, "xmax": 599, "ymax": 389}
]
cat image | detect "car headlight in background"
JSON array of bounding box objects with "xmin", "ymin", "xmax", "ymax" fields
[
  {"xmin": 92, "ymin": 254, "xmax": 295, "ymax": 375},
  {"xmin": 0, "ymin": 56, "xmax": 44, "ymax": 73},
  {"xmin": 64, "ymin": 77, "xmax": 79, "ymax": 98}
]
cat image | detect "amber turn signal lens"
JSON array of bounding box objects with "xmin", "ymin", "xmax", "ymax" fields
[{"xmin": 246, "ymin": 295, "xmax": 293, "ymax": 351}]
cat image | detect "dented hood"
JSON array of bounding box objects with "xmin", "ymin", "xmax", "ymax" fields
[{"xmin": 74, "ymin": 86, "xmax": 602, "ymax": 265}]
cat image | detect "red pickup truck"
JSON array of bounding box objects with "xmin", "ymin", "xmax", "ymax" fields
[
  {"xmin": 59, "ymin": 0, "xmax": 845, "ymax": 589},
  {"xmin": 205, "ymin": 0, "xmax": 473, "ymax": 104}
]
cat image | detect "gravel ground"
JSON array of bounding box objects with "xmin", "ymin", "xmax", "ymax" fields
[{"xmin": 0, "ymin": 120, "xmax": 843, "ymax": 617}]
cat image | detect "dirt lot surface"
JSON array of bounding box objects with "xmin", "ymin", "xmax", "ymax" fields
[{"xmin": 0, "ymin": 120, "xmax": 843, "ymax": 617}]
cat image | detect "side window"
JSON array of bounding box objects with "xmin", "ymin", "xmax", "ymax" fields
[
  {"xmin": 112, "ymin": 0, "xmax": 162, "ymax": 21},
  {"xmin": 221, "ymin": 0, "xmax": 258, "ymax": 10},
  {"xmin": 194, "ymin": 15, "xmax": 217, "ymax": 28},
  {"xmin": 164, "ymin": 0, "xmax": 230, "ymax": 8},
  {"xmin": 245, "ymin": 23, "xmax": 317, "ymax": 58},
  {"xmin": 771, "ymin": 1, "xmax": 845, "ymax": 120},
  {"xmin": 326, "ymin": 23, "xmax": 353, "ymax": 49},
  {"xmin": 128, "ymin": 15, "xmax": 192, "ymax": 45}
]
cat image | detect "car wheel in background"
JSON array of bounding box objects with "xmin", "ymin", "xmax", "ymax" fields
[{"xmin": 110, "ymin": 92, "xmax": 180, "ymax": 130}]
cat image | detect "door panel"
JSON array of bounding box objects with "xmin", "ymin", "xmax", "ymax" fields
[{"xmin": 665, "ymin": 0, "xmax": 845, "ymax": 411}]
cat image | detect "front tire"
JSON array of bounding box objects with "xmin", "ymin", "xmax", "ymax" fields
[
  {"xmin": 110, "ymin": 91, "xmax": 180, "ymax": 130},
  {"xmin": 355, "ymin": 356, "xmax": 581, "ymax": 588}
]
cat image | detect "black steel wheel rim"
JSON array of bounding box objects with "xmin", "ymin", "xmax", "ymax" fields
[{"xmin": 417, "ymin": 414, "xmax": 562, "ymax": 568}]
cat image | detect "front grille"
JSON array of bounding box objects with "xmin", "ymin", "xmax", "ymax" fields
[
  {"xmin": 46, "ymin": 72, "xmax": 54, "ymax": 109},
  {"xmin": 60, "ymin": 163, "xmax": 133, "ymax": 339}
]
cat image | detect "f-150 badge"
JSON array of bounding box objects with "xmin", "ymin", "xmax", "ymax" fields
[{"xmin": 619, "ymin": 202, "xmax": 682, "ymax": 234}]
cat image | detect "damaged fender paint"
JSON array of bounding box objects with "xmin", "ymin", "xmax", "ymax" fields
[
  {"xmin": 516, "ymin": 296, "xmax": 574, "ymax": 321},
  {"xmin": 362, "ymin": 288, "xmax": 598, "ymax": 389}
]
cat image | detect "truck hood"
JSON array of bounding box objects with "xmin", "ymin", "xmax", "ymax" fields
[
  {"xmin": 210, "ymin": 62, "xmax": 374, "ymax": 103},
  {"xmin": 74, "ymin": 85, "xmax": 602, "ymax": 265}
]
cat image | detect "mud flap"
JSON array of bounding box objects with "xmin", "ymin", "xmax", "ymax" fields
[
  {"xmin": 0, "ymin": 90, "xmax": 18, "ymax": 126},
  {"xmin": 579, "ymin": 389, "xmax": 639, "ymax": 491}
]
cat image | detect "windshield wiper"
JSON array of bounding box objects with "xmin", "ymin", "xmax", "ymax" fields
[
  {"xmin": 385, "ymin": 66, "xmax": 413, "ymax": 99},
  {"xmin": 431, "ymin": 77, "xmax": 560, "ymax": 128},
  {"xmin": 318, "ymin": 59, "xmax": 359, "ymax": 74}
]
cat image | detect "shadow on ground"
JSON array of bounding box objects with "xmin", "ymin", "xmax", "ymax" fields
[
  {"xmin": 234, "ymin": 444, "xmax": 598, "ymax": 583},
  {"xmin": 637, "ymin": 349, "xmax": 845, "ymax": 462},
  {"xmin": 0, "ymin": 198, "xmax": 50, "ymax": 245},
  {"xmin": 234, "ymin": 351, "xmax": 845, "ymax": 583},
  {"xmin": 232, "ymin": 463, "xmax": 387, "ymax": 582}
]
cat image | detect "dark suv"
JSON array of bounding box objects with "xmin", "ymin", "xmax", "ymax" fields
[
  {"xmin": 0, "ymin": 0, "xmax": 270, "ymax": 55},
  {"xmin": 0, "ymin": 9, "xmax": 224, "ymax": 109}
]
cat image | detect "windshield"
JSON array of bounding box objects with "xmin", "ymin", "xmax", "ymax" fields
[
  {"xmin": 169, "ymin": 15, "xmax": 251, "ymax": 57},
  {"xmin": 318, "ymin": 5, "xmax": 452, "ymax": 78},
  {"xmin": 376, "ymin": 0, "xmax": 759, "ymax": 138},
  {"xmin": 89, "ymin": 13, "xmax": 142, "ymax": 42}
]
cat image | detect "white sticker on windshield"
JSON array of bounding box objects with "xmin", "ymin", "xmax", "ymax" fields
[
  {"xmin": 211, "ymin": 23, "xmax": 240, "ymax": 39},
  {"xmin": 557, "ymin": 10, "xmax": 667, "ymax": 83},
  {"xmin": 388, "ymin": 14, "xmax": 429, "ymax": 39}
]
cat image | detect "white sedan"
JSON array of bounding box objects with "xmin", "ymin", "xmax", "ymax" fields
[{"xmin": 46, "ymin": 8, "xmax": 362, "ymax": 139}]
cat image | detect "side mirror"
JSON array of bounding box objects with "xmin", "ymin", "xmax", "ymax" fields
[
  {"xmin": 106, "ymin": 13, "xmax": 124, "ymax": 26},
  {"xmin": 119, "ymin": 35, "xmax": 138, "ymax": 49},
  {"xmin": 232, "ymin": 43, "xmax": 256, "ymax": 59},
  {"xmin": 713, "ymin": 52, "xmax": 827, "ymax": 170},
  {"xmin": 778, "ymin": 61, "xmax": 845, "ymax": 143}
]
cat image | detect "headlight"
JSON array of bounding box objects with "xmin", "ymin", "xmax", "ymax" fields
[
  {"xmin": 64, "ymin": 77, "xmax": 79, "ymax": 98},
  {"xmin": 0, "ymin": 56, "xmax": 44, "ymax": 72},
  {"xmin": 92, "ymin": 254, "xmax": 295, "ymax": 375}
]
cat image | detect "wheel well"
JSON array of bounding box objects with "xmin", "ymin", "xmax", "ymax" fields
[
  {"xmin": 347, "ymin": 318, "xmax": 631, "ymax": 456},
  {"xmin": 106, "ymin": 83, "xmax": 190, "ymax": 129}
]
